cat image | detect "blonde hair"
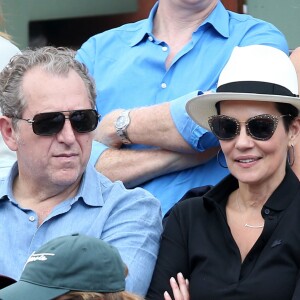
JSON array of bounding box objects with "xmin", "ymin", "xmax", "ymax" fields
[
  {"xmin": 0, "ymin": 30, "xmax": 10, "ymax": 40},
  {"xmin": 0, "ymin": 6, "xmax": 11, "ymax": 40},
  {"xmin": 57, "ymin": 291, "xmax": 144, "ymax": 300}
]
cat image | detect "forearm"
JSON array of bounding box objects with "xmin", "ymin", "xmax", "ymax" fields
[
  {"xmin": 96, "ymin": 146, "xmax": 219, "ymax": 188},
  {"xmin": 128, "ymin": 103, "xmax": 195, "ymax": 153},
  {"xmin": 95, "ymin": 103, "xmax": 197, "ymax": 153}
]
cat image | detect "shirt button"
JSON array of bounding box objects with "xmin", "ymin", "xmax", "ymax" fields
[
  {"xmin": 264, "ymin": 208, "xmax": 270, "ymax": 215},
  {"xmin": 148, "ymin": 36, "xmax": 154, "ymax": 42},
  {"xmin": 162, "ymin": 46, "xmax": 168, "ymax": 52},
  {"xmin": 161, "ymin": 83, "xmax": 167, "ymax": 89},
  {"xmin": 29, "ymin": 216, "xmax": 35, "ymax": 222}
]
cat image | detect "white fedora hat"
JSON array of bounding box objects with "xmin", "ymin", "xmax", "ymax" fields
[{"xmin": 186, "ymin": 45, "xmax": 300, "ymax": 130}]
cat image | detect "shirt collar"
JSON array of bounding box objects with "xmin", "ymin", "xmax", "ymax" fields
[
  {"xmin": 129, "ymin": 2, "xmax": 158, "ymax": 47},
  {"xmin": 129, "ymin": 1, "xmax": 229, "ymax": 47},
  {"xmin": 264, "ymin": 165, "xmax": 299, "ymax": 211},
  {"xmin": 0, "ymin": 163, "xmax": 18, "ymax": 203},
  {"xmin": 200, "ymin": 1, "xmax": 230, "ymax": 38},
  {"xmin": 203, "ymin": 165, "xmax": 299, "ymax": 212},
  {"xmin": 0, "ymin": 162, "xmax": 105, "ymax": 208},
  {"xmin": 70, "ymin": 163, "xmax": 104, "ymax": 207}
]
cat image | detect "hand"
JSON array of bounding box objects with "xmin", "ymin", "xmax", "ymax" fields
[
  {"xmin": 94, "ymin": 109, "xmax": 124, "ymax": 148},
  {"xmin": 164, "ymin": 273, "xmax": 190, "ymax": 300}
]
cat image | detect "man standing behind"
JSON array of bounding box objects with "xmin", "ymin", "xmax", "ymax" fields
[
  {"xmin": 76, "ymin": 0, "xmax": 290, "ymax": 215},
  {"xmin": 0, "ymin": 47, "xmax": 162, "ymax": 296}
]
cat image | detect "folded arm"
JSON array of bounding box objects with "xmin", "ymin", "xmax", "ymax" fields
[
  {"xmin": 94, "ymin": 101, "xmax": 218, "ymax": 186},
  {"xmin": 97, "ymin": 146, "xmax": 219, "ymax": 188}
]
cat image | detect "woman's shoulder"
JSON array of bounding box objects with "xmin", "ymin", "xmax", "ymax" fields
[{"xmin": 163, "ymin": 186, "xmax": 212, "ymax": 226}]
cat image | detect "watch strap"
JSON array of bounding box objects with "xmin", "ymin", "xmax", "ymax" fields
[{"xmin": 115, "ymin": 110, "xmax": 132, "ymax": 144}]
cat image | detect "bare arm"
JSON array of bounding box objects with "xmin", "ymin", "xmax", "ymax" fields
[
  {"xmin": 95, "ymin": 102, "xmax": 197, "ymax": 153},
  {"xmin": 97, "ymin": 146, "xmax": 219, "ymax": 188},
  {"xmin": 94, "ymin": 102, "xmax": 218, "ymax": 186}
]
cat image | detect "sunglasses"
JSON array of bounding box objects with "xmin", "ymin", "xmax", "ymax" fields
[
  {"xmin": 208, "ymin": 114, "xmax": 290, "ymax": 141},
  {"xmin": 15, "ymin": 109, "xmax": 100, "ymax": 136}
]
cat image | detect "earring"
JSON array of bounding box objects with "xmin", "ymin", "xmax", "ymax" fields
[
  {"xmin": 287, "ymin": 144, "xmax": 295, "ymax": 166},
  {"xmin": 217, "ymin": 149, "xmax": 228, "ymax": 169}
]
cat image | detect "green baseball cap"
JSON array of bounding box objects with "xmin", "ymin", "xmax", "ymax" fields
[{"xmin": 0, "ymin": 234, "xmax": 126, "ymax": 300}]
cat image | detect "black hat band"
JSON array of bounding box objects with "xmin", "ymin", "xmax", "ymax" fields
[{"xmin": 217, "ymin": 81, "xmax": 298, "ymax": 97}]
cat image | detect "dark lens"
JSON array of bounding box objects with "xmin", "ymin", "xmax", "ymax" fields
[
  {"xmin": 32, "ymin": 112, "xmax": 65, "ymax": 136},
  {"xmin": 210, "ymin": 116, "xmax": 238, "ymax": 140},
  {"xmin": 70, "ymin": 110, "xmax": 98, "ymax": 133},
  {"xmin": 248, "ymin": 117, "xmax": 275, "ymax": 140}
]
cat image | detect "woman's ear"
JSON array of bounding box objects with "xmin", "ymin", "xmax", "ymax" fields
[
  {"xmin": 0, "ymin": 116, "xmax": 18, "ymax": 151},
  {"xmin": 289, "ymin": 117, "xmax": 300, "ymax": 145}
]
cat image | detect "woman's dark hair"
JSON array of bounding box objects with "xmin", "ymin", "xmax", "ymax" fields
[
  {"xmin": 275, "ymin": 102, "xmax": 298, "ymax": 131},
  {"xmin": 215, "ymin": 101, "xmax": 298, "ymax": 132}
]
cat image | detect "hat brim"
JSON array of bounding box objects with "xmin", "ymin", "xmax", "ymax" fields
[
  {"xmin": 186, "ymin": 92, "xmax": 300, "ymax": 131},
  {"xmin": 0, "ymin": 280, "xmax": 69, "ymax": 300}
]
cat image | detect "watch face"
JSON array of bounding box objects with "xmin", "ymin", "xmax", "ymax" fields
[{"xmin": 116, "ymin": 115, "xmax": 127, "ymax": 129}]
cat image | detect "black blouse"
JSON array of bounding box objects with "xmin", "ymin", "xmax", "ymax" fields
[{"xmin": 147, "ymin": 166, "xmax": 300, "ymax": 300}]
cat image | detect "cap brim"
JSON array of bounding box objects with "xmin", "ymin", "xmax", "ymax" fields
[
  {"xmin": 0, "ymin": 280, "xmax": 69, "ymax": 300},
  {"xmin": 186, "ymin": 92, "xmax": 300, "ymax": 130}
]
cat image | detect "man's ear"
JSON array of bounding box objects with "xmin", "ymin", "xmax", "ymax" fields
[{"xmin": 0, "ymin": 116, "xmax": 18, "ymax": 151}]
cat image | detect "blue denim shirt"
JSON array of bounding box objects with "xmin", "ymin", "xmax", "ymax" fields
[
  {"xmin": 0, "ymin": 163, "xmax": 162, "ymax": 296},
  {"xmin": 76, "ymin": 1, "xmax": 289, "ymax": 214}
]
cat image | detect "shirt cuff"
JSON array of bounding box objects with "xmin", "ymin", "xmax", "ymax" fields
[
  {"xmin": 170, "ymin": 90, "xmax": 220, "ymax": 151},
  {"xmin": 89, "ymin": 141, "xmax": 109, "ymax": 166}
]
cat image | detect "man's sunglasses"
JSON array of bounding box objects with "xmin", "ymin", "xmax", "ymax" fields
[
  {"xmin": 208, "ymin": 114, "xmax": 290, "ymax": 141},
  {"xmin": 15, "ymin": 109, "xmax": 100, "ymax": 136}
]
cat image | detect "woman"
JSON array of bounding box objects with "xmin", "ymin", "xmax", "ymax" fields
[
  {"xmin": 0, "ymin": 12, "xmax": 21, "ymax": 178},
  {"xmin": 147, "ymin": 45, "xmax": 300, "ymax": 300}
]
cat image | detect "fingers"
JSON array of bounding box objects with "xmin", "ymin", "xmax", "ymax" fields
[
  {"xmin": 176, "ymin": 273, "xmax": 190, "ymax": 300},
  {"xmin": 164, "ymin": 290, "xmax": 173, "ymax": 300},
  {"xmin": 167, "ymin": 273, "xmax": 190, "ymax": 300}
]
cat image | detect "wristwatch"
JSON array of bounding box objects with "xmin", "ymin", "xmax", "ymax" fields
[{"xmin": 115, "ymin": 110, "xmax": 132, "ymax": 144}]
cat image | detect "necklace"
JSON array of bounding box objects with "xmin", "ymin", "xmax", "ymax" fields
[{"xmin": 235, "ymin": 190, "xmax": 264, "ymax": 229}]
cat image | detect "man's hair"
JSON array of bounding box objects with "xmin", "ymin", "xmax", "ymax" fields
[
  {"xmin": 0, "ymin": 46, "xmax": 96, "ymax": 128},
  {"xmin": 59, "ymin": 291, "xmax": 144, "ymax": 300}
]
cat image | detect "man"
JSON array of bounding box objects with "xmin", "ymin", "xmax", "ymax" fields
[
  {"xmin": 0, "ymin": 47, "xmax": 162, "ymax": 296},
  {"xmin": 76, "ymin": 0, "xmax": 290, "ymax": 215}
]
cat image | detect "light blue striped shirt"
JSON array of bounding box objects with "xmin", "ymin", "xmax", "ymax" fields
[{"xmin": 0, "ymin": 163, "xmax": 162, "ymax": 296}]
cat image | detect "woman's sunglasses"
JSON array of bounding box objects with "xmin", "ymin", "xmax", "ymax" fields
[
  {"xmin": 15, "ymin": 109, "xmax": 100, "ymax": 136},
  {"xmin": 208, "ymin": 114, "xmax": 290, "ymax": 141}
]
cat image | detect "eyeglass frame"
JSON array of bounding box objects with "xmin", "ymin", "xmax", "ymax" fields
[
  {"xmin": 208, "ymin": 113, "xmax": 291, "ymax": 141},
  {"xmin": 11, "ymin": 109, "xmax": 100, "ymax": 136}
]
